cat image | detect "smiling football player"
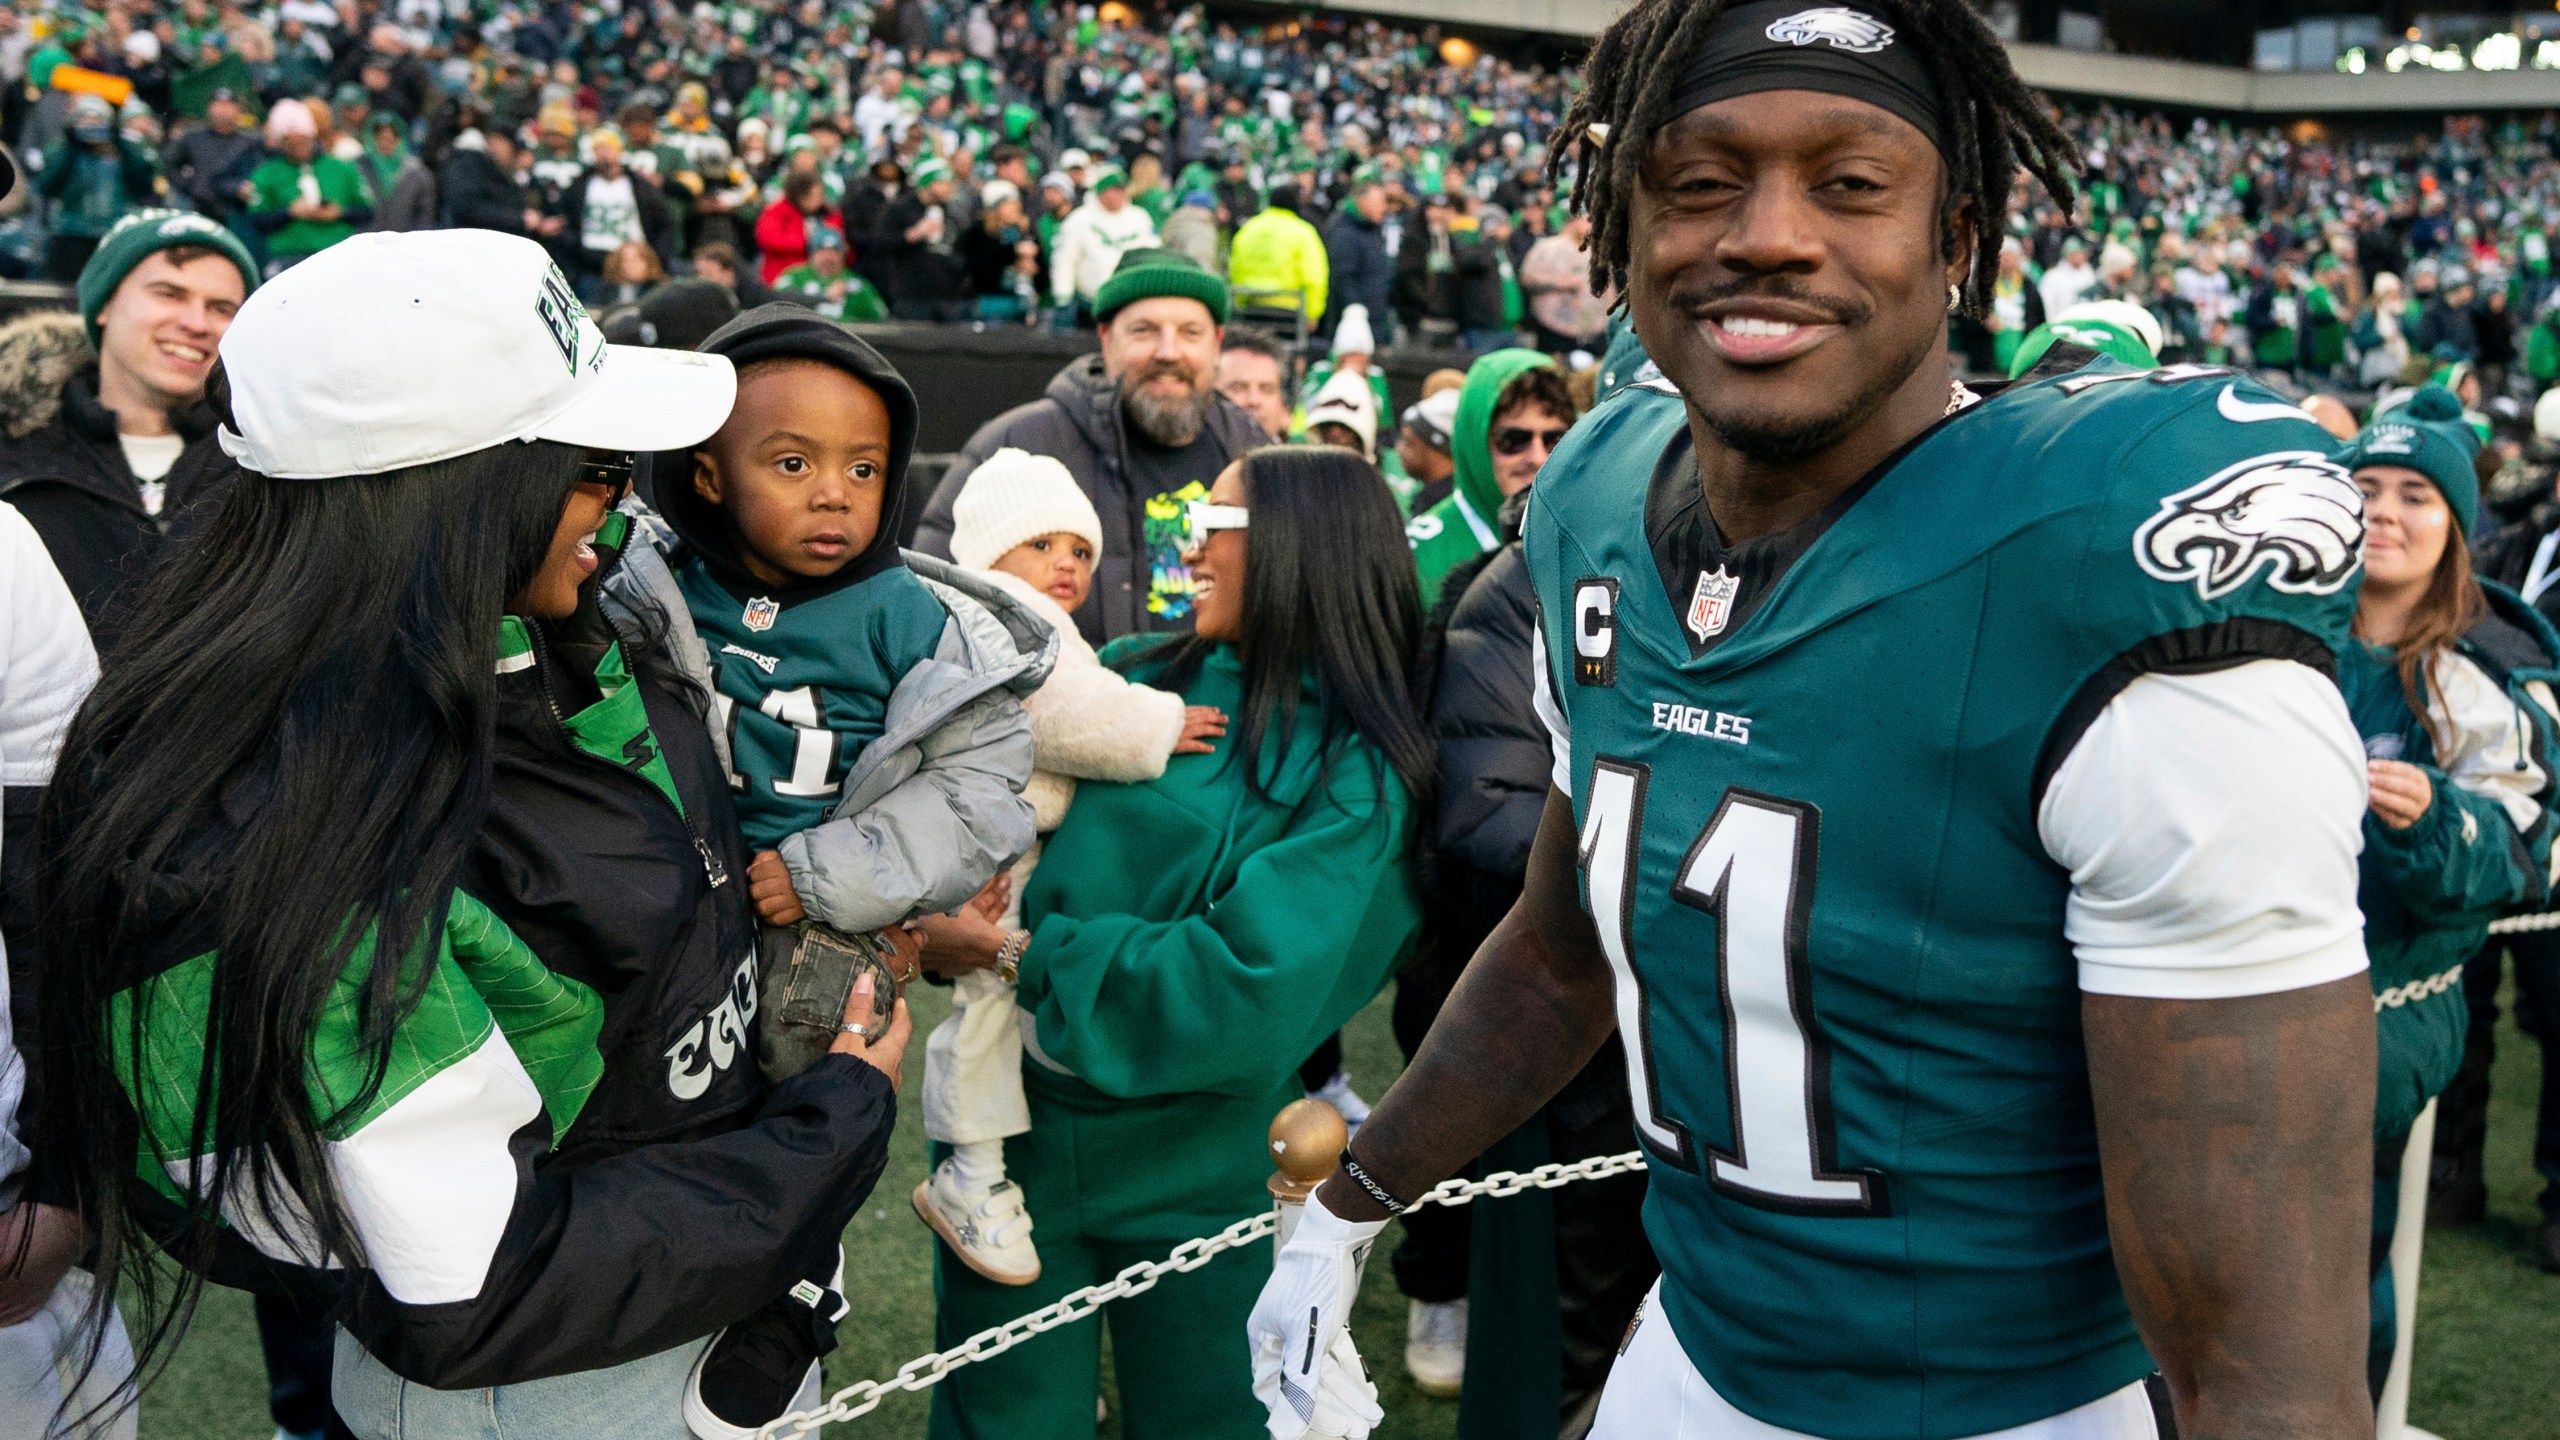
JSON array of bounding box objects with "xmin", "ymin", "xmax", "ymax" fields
[{"xmin": 1248, "ymin": 2, "xmax": 2381, "ymax": 1438}]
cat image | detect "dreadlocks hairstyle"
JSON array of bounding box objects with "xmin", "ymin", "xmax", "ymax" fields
[{"xmin": 1548, "ymin": 0, "xmax": 2080, "ymax": 320}]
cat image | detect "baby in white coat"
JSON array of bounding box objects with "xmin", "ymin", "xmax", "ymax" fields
[{"xmin": 913, "ymin": 448, "xmax": 1225, "ymax": 1286}]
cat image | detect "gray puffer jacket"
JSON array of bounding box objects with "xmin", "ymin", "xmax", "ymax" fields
[{"xmin": 605, "ymin": 516, "xmax": 1057, "ymax": 932}]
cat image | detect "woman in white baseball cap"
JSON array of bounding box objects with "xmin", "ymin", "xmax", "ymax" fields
[{"xmin": 33, "ymin": 231, "xmax": 908, "ymax": 1439}]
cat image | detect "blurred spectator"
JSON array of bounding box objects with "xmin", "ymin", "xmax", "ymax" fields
[
  {"xmin": 961, "ymin": 179, "xmax": 1044, "ymax": 322},
  {"xmin": 755, "ymin": 169, "xmax": 843, "ymax": 286},
  {"xmin": 2037, "ymin": 238, "xmax": 2096, "ymax": 321},
  {"xmin": 878, "ymin": 155, "xmax": 968, "ymax": 321},
  {"xmin": 565, "ymin": 130, "xmax": 676, "ymax": 294},
  {"xmin": 1216, "ymin": 327, "xmax": 1294, "ymax": 443},
  {"xmin": 245, "ymin": 99, "xmax": 369, "ymax": 277},
  {"xmin": 596, "ymin": 240, "xmax": 666, "ymax": 307},
  {"xmin": 37, "ymin": 95, "xmax": 160, "ymax": 282},
  {"xmin": 1326, "ymin": 179, "xmax": 1394, "ymax": 348},
  {"xmin": 2415, "ymin": 267, "xmax": 2483, "ymax": 362},
  {"xmin": 773, "ymin": 227, "xmax": 886, "ymax": 321},
  {"xmin": 1159, "ymin": 190, "xmax": 1221, "ymax": 274},
  {"xmin": 692, "ymin": 240, "xmax": 781, "ymax": 311},
  {"xmin": 1227, "ymin": 182, "xmax": 1327, "ymax": 330},
  {"xmin": 161, "ymin": 88, "xmax": 259, "ymax": 238},
  {"xmin": 1452, "ymin": 206, "xmax": 1521, "ymax": 357},
  {"xmin": 1396, "ymin": 190, "xmax": 1460, "ymax": 345},
  {"xmin": 1049, "ymin": 165, "xmax": 1156, "ymax": 321},
  {"xmin": 1520, "ymin": 213, "xmax": 1607, "ymax": 357},
  {"xmin": 362, "ymin": 115, "xmax": 435, "ymax": 233},
  {"xmin": 438, "ymin": 128, "xmax": 535, "ymax": 236}
]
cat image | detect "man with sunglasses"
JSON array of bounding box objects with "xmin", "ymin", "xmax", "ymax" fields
[{"xmin": 1407, "ymin": 348, "xmax": 1574, "ymax": 611}]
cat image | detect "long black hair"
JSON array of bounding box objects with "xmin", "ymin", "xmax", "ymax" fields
[
  {"xmin": 1123, "ymin": 445, "xmax": 1432, "ymax": 809},
  {"xmin": 1550, "ymin": 0, "xmax": 2079, "ymax": 319},
  {"xmin": 30, "ymin": 437, "xmax": 587, "ymax": 1404}
]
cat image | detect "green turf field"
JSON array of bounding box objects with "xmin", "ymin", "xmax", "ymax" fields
[{"xmin": 135, "ymin": 980, "xmax": 2557, "ymax": 1440}]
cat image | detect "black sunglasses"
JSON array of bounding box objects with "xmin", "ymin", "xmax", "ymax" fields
[
  {"xmin": 1491, "ymin": 426, "xmax": 1569, "ymax": 457},
  {"xmin": 577, "ymin": 450, "xmax": 636, "ymax": 504}
]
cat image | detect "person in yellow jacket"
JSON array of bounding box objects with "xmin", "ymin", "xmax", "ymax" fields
[{"xmin": 1226, "ymin": 183, "xmax": 1328, "ymax": 325}]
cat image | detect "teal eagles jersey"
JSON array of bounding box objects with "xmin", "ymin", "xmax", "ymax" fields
[
  {"xmin": 679, "ymin": 558, "xmax": 946, "ymax": 852},
  {"xmin": 1526, "ymin": 360, "xmax": 2362, "ymax": 1439}
]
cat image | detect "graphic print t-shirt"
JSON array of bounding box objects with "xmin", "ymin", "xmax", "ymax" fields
[{"xmin": 1124, "ymin": 425, "xmax": 1225, "ymax": 628}]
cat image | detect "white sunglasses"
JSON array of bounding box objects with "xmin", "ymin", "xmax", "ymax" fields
[{"xmin": 1186, "ymin": 501, "xmax": 1250, "ymax": 550}]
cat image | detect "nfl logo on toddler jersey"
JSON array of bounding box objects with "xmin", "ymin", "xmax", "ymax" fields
[
  {"xmin": 1686, "ymin": 567, "xmax": 1740, "ymax": 642},
  {"xmin": 743, "ymin": 597, "xmax": 780, "ymax": 632}
]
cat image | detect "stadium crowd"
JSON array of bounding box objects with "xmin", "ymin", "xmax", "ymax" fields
[{"xmin": 0, "ymin": 3, "xmax": 2553, "ymax": 1440}]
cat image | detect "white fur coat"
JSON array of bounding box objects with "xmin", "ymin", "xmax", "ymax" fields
[{"xmin": 976, "ymin": 568, "xmax": 1189, "ymax": 831}]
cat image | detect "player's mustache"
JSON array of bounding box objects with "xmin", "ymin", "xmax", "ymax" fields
[{"xmin": 1670, "ymin": 276, "xmax": 1873, "ymax": 328}]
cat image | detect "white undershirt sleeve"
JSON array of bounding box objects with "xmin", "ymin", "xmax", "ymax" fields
[
  {"xmin": 1531, "ymin": 624, "xmax": 1572, "ymax": 797},
  {"xmin": 2039, "ymin": 659, "xmax": 2370, "ymax": 1001}
]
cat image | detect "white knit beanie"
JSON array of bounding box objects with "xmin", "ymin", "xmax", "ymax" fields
[{"xmin": 950, "ymin": 448, "xmax": 1105, "ymax": 572}]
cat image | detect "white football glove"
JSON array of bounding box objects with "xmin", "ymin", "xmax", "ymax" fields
[{"xmin": 1247, "ymin": 1184, "xmax": 1388, "ymax": 1440}]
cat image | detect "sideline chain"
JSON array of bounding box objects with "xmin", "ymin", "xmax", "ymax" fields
[
  {"xmin": 2488, "ymin": 910, "xmax": 2560, "ymax": 935},
  {"xmin": 756, "ymin": 911, "xmax": 2560, "ymax": 1434},
  {"xmin": 752, "ymin": 1149, "xmax": 1649, "ymax": 1436}
]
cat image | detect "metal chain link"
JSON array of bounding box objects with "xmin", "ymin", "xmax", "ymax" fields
[
  {"xmin": 752, "ymin": 1148, "xmax": 1649, "ymax": 1437},
  {"xmin": 2373, "ymin": 962, "xmax": 2470, "ymax": 1012}
]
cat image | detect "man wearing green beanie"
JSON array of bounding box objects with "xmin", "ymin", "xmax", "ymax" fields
[
  {"xmin": 1407, "ymin": 348, "xmax": 1568, "ymax": 610},
  {"xmin": 918, "ymin": 247, "xmax": 1267, "ymax": 641},
  {"xmin": 1093, "ymin": 245, "xmax": 1231, "ymax": 326},
  {"xmin": 0, "ymin": 208, "xmax": 254, "ymax": 642}
]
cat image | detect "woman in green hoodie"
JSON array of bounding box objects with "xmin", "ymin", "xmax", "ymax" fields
[
  {"xmin": 914, "ymin": 445, "xmax": 1431, "ymax": 1439},
  {"xmin": 2333, "ymin": 385, "xmax": 2560, "ymax": 1394},
  {"xmin": 1406, "ymin": 347, "xmax": 1566, "ymax": 611}
]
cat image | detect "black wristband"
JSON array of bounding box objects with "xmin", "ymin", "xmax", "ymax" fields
[{"xmin": 1338, "ymin": 1149, "xmax": 1411, "ymax": 1216}]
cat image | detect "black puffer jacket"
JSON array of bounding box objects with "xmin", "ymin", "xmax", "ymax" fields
[
  {"xmin": 1398, "ymin": 503, "xmax": 1629, "ymax": 1118},
  {"xmin": 0, "ymin": 323, "xmax": 235, "ymax": 650},
  {"xmin": 913, "ymin": 352, "xmax": 1269, "ymax": 644}
]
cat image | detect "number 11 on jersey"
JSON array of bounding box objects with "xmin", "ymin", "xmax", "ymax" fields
[{"xmin": 1581, "ymin": 761, "xmax": 1886, "ymax": 1216}]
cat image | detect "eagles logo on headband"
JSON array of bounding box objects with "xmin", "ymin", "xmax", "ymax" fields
[
  {"xmin": 1668, "ymin": 0, "xmax": 1949, "ymax": 156},
  {"xmin": 1765, "ymin": 6, "xmax": 1896, "ymax": 53}
]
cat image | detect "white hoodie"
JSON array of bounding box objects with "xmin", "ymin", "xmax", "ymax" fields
[
  {"xmin": 974, "ymin": 567, "xmax": 1188, "ymax": 830},
  {"xmin": 1049, "ymin": 199, "xmax": 1160, "ymax": 305}
]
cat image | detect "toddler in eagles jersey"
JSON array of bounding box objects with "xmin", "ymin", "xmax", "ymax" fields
[
  {"xmin": 911, "ymin": 448, "xmax": 1227, "ymax": 1285},
  {"xmin": 611, "ymin": 305, "xmax": 1045, "ymax": 1440}
]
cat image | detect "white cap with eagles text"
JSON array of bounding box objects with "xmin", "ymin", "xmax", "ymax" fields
[{"xmin": 218, "ymin": 229, "xmax": 737, "ymax": 479}]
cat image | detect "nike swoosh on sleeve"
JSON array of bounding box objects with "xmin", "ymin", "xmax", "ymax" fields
[{"xmin": 2217, "ymin": 385, "xmax": 2314, "ymax": 425}]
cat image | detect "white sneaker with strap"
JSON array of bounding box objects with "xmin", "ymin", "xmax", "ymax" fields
[{"xmin": 914, "ymin": 1156, "xmax": 1041, "ymax": 1286}]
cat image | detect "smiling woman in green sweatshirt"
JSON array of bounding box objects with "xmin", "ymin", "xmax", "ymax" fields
[{"xmin": 913, "ymin": 444, "xmax": 1431, "ymax": 1439}]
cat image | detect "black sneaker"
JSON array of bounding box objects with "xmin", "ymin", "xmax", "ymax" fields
[
  {"xmin": 684, "ymin": 1272, "xmax": 845, "ymax": 1439},
  {"xmin": 2538, "ymin": 1219, "xmax": 2560, "ymax": 1275}
]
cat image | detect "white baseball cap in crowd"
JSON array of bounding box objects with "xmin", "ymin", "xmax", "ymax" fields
[{"xmin": 218, "ymin": 229, "xmax": 737, "ymax": 479}]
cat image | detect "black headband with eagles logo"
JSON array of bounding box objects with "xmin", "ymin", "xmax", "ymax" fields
[{"xmin": 1668, "ymin": 1, "xmax": 1950, "ymax": 159}]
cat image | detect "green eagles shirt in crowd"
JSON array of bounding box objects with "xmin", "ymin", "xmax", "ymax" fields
[
  {"xmin": 772, "ymin": 264, "xmax": 887, "ymax": 321},
  {"xmin": 679, "ymin": 559, "xmax": 947, "ymax": 851},
  {"xmin": 1527, "ymin": 358, "xmax": 2359, "ymax": 1439}
]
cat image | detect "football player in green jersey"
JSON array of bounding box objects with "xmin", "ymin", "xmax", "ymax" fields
[{"xmin": 1250, "ymin": 3, "xmax": 2381, "ymax": 1438}]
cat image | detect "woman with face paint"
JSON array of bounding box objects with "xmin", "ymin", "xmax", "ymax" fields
[{"xmin": 2335, "ymin": 383, "xmax": 2560, "ymax": 1396}]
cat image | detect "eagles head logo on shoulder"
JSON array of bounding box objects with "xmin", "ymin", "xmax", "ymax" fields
[
  {"xmin": 1766, "ymin": 7, "xmax": 1897, "ymax": 53},
  {"xmin": 2133, "ymin": 451, "xmax": 2365, "ymax": 601}
]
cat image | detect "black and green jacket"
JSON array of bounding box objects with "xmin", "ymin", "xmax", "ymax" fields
[
  {"xmin": 2339, "ymin": 580, "xmax": 2560, "ymax": 1141},
  {"xmin": 108, "ymin": 528, "xmax": 898, "ymax": 1388}
]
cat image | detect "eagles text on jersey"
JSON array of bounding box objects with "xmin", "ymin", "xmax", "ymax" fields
[{"xmin": 1526, "ymin": 358, "xmax": 2360, "ymax": 1439}]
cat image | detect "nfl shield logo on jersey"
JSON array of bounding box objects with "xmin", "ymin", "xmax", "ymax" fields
[
  {"xmin": 742, "ymin": 596, "xmax": 780, "ymax": 633},
  {"xmin": 1686, "ymin": 567, "xmax": 1740, "ymax": 643}
]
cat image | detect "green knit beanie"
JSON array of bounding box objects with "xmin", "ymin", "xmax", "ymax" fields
[
  {"xmin": 77, "ymin": 209, "xmax": 258, "ymax": 345},
  {"xmin": 2334, "ymin": 384, "xmax": 2483, "ymax": 534},
  {"xmin": 1094, "ymin": 248, "xmax": 1230, "ymax": 326}
]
